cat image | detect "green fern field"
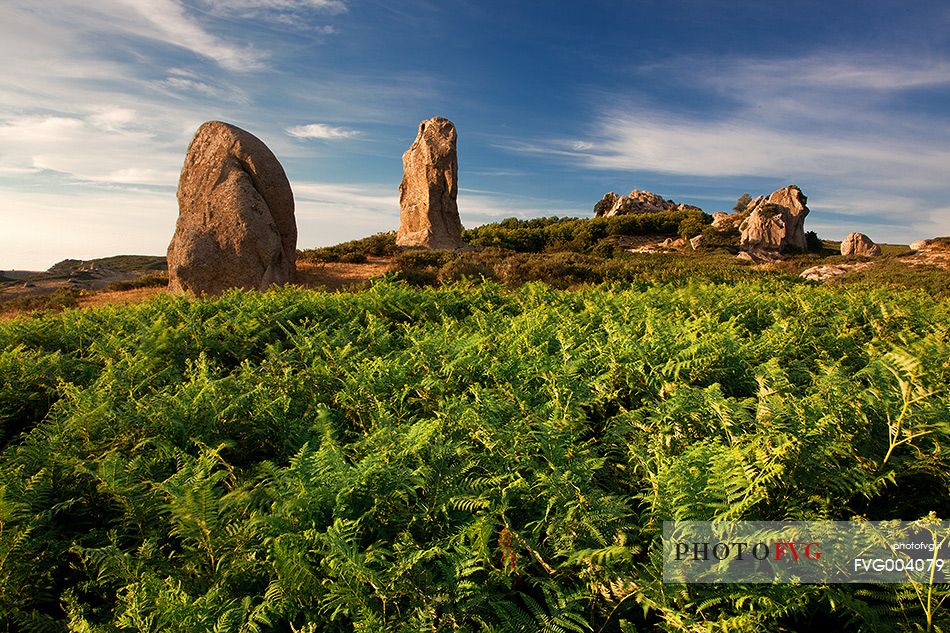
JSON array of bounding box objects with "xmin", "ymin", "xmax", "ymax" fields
[{"xmin": 1, "ymin": 281, "xmax": 948, "ymax": 632}]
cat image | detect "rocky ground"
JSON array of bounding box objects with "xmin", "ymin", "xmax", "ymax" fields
[{"xmin": 0, "ymin": 256, "xmax": 394, "ymax": 319}]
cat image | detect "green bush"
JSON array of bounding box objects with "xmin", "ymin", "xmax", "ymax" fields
[
  {"xmin": 464, "ymin": 210, "xmax": 701, "ymax": 254},
  {"xmin": 391, "ymin": 249, "xmax": 455, "ymax": 286},
  {"xmin": 338, "ymin": 252, "xmax": 368, "ymax": 264},
  {"xmin": 805, "ymin": 230, "xmax": 825, "ymax": 253},
  {"xmin": 0, "ymin": 288, "xmax": 81, "ymax": 315},
  {"xmin": 437, "ymin": 254, "xmax": 497, "ymax": 283},
  {"xmin": 677, "ymin": 210, "xmax": 709, "ymax": 239},
  {"xmin": 106, "ymin": 272, "xmax": 169, "ymax": 291},
  {"xmin": 734, "ymin": 192, "xmax": 753, "ymax": 212},
  {"xmin": 700, "ymin": 224, "xmax": 741, "ymax": 249},
  {"xmin": 299, "ymin": 232, "xmax": 397, "ymax": 262}
]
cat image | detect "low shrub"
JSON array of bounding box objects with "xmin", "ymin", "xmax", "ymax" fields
[
  {"xmin": 464, "ymin": 210, "xmax": 708, "ymax": 253},
  {"xmin": 0, "ymin": 288, "xmax": 81, "ymax": 315},
  {"xmin": 700, "ymin": 225, "xmax": 741, "ymax": 249},
  {"xmin": 677, "ymin": 210, "xmax": 709, "ymax": 239},
  {"xmin": 338, "ymin": 252, "xmax": 368, "ymax": 264},
  {"xmin": 392, "ymin": 249, "xmax": 456, "ymax": 286},
  {"xmin": 299, "ymin": 232, "xmax": 397, "ymax": 262},
  {"xmin": 106, "ymin": 272, "xmax": 169, "ymax": 291},
  {"xmin": 437, "ymin": 254, "xmax": 497, "ymax": 283}
]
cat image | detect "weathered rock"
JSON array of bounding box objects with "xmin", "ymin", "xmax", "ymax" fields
[
  {"xmin": 690, "ymin": 234, "xmax": 705, "ymax": 250},
  {"xmin": 167, "ymin": 121, "xmax": 296, "ymax": 295},
  {"xmin": 593, "ymin": 189, "xmax": 697, "ymax": 217},
  {"xmin": 800, "ymin": 262, "xmax": 872, "ymax": 282},
  {"xmin": 593, "ymin": 192, "xmax": 622, "ymax": 217},
  {"xmin": 739, "ymin": 185, "xmax": 809, "ymax": 252},
  {"xmin": 840, "ymin": 232, "xmax": 881, "ymax": 256},
  {"xmin": 397, "ymin": 116, "xmax": 463, "ymax": 249},
  {"xmin": 676, "ymin": 203, "xmax": 704, "ymax": 213},
  {"xmin": 905, "ymin": 237, "xmax": 950, "ymax": 269},
  {"xmin": 737, "ymin": 248, "xmax": 785, "ymax": 263},
  {"xmin": 711, "ymin": 211, "xmax": 745, "ymax": 232}
]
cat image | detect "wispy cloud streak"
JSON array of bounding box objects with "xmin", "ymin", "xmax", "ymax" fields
[{"xmin": 286, "ymin": 123, "xmax": 362, "ymax": 139}]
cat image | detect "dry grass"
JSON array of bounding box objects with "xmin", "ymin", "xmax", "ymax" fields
[
  {"xmin": 0, "ymin": 258, "xmax": 396, "ymax": 320},
  {"xmin": 78, "ymin": 286, "xmax": 168, "ymax": 308},
  {"xmin": 295, "ymin": 257, "xmax": 393, "ymax": 291}
]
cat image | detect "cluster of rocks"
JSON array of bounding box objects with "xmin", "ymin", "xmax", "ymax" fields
[
  {"xmin": 594, "ymin": 190, "xmax": 701, "ymax": 218},
  {"xmin": 593, "ymin": 183, "xmax": 904, "ymax": 269},
  {"xmin": 594, "ymin": 183, "xmax": 815, "ymax": 258},
  {"xmin": 167, "ymin": 116, "xmax": 464, "ymax": 295}
]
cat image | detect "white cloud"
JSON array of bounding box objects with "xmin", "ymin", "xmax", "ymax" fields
[
  {"xmin": 116, "ymin": 0, "xmax": 267, "ymax": 71},
  {"xmin": 458, "ymin": 190, "xmax": 576, "ymax": 225},
  {"xmin": 88, "ymin": 107, "xmax": 138, "ymax": 131},
  {"xmin": 292, "ymin": 181, "xmax": 397, "ymax": 247},
  {"xmin": 286, "ymin": 123, "xmax": 362, "ymax": 140},
  {"xmin": 0, "ymin": 114, "xmax": 183, "ymax": 186},
  {"xmin": 200, "ymin": 0, "xmax": 347, "ymax": 14},
  {"xmin": 726, "ymin": 57, "xmax": 950, "ymax": 92},
  {"xmin": 570, "ymin": 114, "xmax": 950, "ymax": 190}
]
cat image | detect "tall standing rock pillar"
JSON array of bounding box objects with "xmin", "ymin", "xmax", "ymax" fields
[
  {"xmin": 167, "ymin": 121, "xmax": 297, "ymax": 295},
  {"xmin": 396, "ymin": 116, "xmax": 463, "ymax": 249}
]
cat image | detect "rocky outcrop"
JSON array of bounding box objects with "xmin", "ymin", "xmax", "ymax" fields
[
  {"xmin": 167, "ymin": 121, "xmax": 296, "ymax": 295},
  {"xmin": 840, "ymin": 232, "xmax": 881, "ymax": 256},
  {"xmin": 593, "ymin": 189, "xmax": 701, "ymax": 218},
  {"xmin": 739, "ymin": 185, "xmax": 809, "ymax": 253},
  {"xmin": 905, "ymin": 237, "xmax": 950, "ymax": 269},
  {"xmin": 396, "ymin": 116, "xmax": 463, "ymax": 249},
  {"xmin": 711, "ymin": 211, "xmax": 745, "ymax": 232},
  {"xmin": 689, "ymin": 234, "xmax": 705, "ymax": 250}
]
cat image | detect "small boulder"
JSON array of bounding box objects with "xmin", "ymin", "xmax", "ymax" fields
[
  {"xmin": 397, "ymin": 116, "xmax": 463, "ymax": 249},
  {"xmin": 690, "ymin": 234, "xmax": 705, "ymax": 250},
  {"xmin": 711, "ymin": 211, "xmax": 745, "ymax": 232},
  {"xmin": 167, "ymin": 121, "xmax": 297, "ymax": 295},
  {"xmin": 739, "ymin": 185, "xmax": 810, "ymax": 253},
  {"xmin": 840, "ymin": 232, "xmax": 882, "ymax": 256}
]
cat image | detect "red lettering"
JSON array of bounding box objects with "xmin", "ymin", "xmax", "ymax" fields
[{"xmin": 775, "ymin": 542, "xmax": 800, "ymax": 561}]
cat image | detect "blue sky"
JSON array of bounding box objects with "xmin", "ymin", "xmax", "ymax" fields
[{"xmin": 1, "ymin": 0, "xmax": 948, "ymax": 269}]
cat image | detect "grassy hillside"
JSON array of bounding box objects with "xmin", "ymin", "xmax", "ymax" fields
[
  {"xmin": 1, "ymin": 281, "xmax": 948, "ymax": 631},
  {"xmin": 46, "ymin": 255, "xmax": 167, "ymax": 276}
]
